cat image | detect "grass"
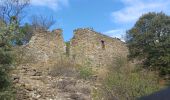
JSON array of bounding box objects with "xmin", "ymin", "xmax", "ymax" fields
[
  {"xmin": 78, "ymin": 67, "xmax": 93, "ymax": 80},
  {"xmin": 49, "ymin": 60, "xmax": 78, "ymax": 77},
  {"xmin": 47, "ymin": 56, "xmax": 162, "ymax": 100},
  {"xmin": 0, "ymin": 88, "xmax": 16, "ymax": 100},
  {"xmin": 93, "ymin": 56, "xmax": 162, "ymax": 100},
  {"xmin": 49, "ymin": 60, "xmax": 94, "ymax": 80}
]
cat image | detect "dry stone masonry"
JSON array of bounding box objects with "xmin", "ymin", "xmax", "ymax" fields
[
  {"xmin": 12, "ymin": 28, "xmax": 128, "ymax": 100},
  {"xmin": 22, "ymin": 28, "xmax": 128, "ymax": 67},
  {"xmin": 22, "ymin": 29, "xmax": 66, "ymax": 64},
  {"xmin": 70, "ymin": 28, "xmax": 128, "ymax": 67}
]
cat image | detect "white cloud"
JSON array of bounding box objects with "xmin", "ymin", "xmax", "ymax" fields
[
  {"xmin": 30, "ymin": 0, "xmax": 69, "ymax": 11},
  {"xmin": 111, "ymin": 0, "xmax": 170, "ymax": 23},
  {"xmin": 104, "ymin": 29, "xmax": 126, "ymax": 41},
  {"xmin": 108, "ymin": 0, "xmax": 170, "ymax": 41}
]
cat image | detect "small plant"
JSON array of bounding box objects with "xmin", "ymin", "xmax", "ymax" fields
[
  {"xmin": 92, "ymin": 87, "xmax": 104, "ymax": 100},
  {"xmin": 79, "ymin": 67, "xmax": 93, "ymax": 80},
  {"xmin": 65, "ymin": 41, "xmax": 70, "ymax": 57},
  {"xmin": 0, "ymin": 87, "xmax": 16, "ymax": 100}
]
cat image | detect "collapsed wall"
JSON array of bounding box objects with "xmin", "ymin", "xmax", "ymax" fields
[
  {"xmin": 69, "ymin": 28, "xmax": 128, "ymax": 67},
  {"xmin": 20, "ymin": 28, "xmax": 128, "ymax": 67},
  {"xmin": 22, "ymin": 29, "xmax": 66, "ymax": 64}
]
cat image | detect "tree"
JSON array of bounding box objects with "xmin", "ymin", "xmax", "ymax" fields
[
  {"xmin": 20, "ymin": 23, "xmax": 33, "ymax": 43},
  {"xmin": 0, "ymin": 18, "xmax": 16, "ymax": 96},
  {"xmin": 126, "ymin": 12, "xmax": 170, "ymax": 75},
  {"xmin": 30, "ymin": 14, "xmax": 56, "ymax": 30},
  {"xmin": 0, "ymin": 0, "xmax": 30, "ymax": 24},
  {"xmin": 0, "ymin": 1, "xmax": 30, "ymax": 99},
  {"xmin": 0, "ymin": 0, "xmax": 31, "ymax": 45}
]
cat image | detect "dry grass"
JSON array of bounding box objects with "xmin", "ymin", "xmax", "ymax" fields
[
  {"xmin": 92, "ymin": 56, "xmax": 162, "ymax": 100},
  {"xmin": 49, "ymin": 60, "xmax": 78, "ymax": 77},
  {"xmin": 48, "ymin": 59, "xmax": 95, "ymax": 81},
  {"xmin": 95, "ymin": 67, "xmax": 109, "ymax": 81}
]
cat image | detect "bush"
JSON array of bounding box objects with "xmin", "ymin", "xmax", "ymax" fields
[
  {"xmin": 0, "ymin": 66, "xmax": 10, "ymax": 91},
  {"xmin": 49, "ymin": 60, "xmax": 94, "ymax": 80},
  {"xmin": 101, "ymin": 57, "xmax": 161, "ymax": 100},
  {"xmin": 0, "ymin": 20, "xmax": 17, "ymax": 99},
  {"xmin": 0, "ymin": 88, "xmax": 15, "ymax": 100},
  {"xmin": 79, "ymin": 67, "xmax": 93, "ymax": 80},
  {"xmin": 0, "ymin": 48, "xmax": 13, "ymax": 92},
  {"xmin": 0, "ymin": 49, "xmax": 15, "ymax": 99},
  {"xmin": 49, "ymin": 60, "xmax": 78, "ymax": 77},
  {"xmin": 65, "ymin": 41, "xmax": 70, "ymax": 57}
]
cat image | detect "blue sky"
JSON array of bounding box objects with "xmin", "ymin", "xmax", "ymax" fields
[{"xmin": 25, "ymin": 0, "xmax": 170, "ymax": 41}]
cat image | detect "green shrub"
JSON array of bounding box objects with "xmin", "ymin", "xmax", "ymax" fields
[
  {"xmin": 0, "ymin": 49, "xmax": 13, "ymax": 92},
  {"xmin": 0, "ymin": 18, "xmax": 18, "ymax": 99},
  {"xmin": 101, "ymin": 57, "xmax": 161, "ymax": 100},
  {"xmin": 0, "ymin": 88, "xmax": 15, "ymax": 100},
  {"xmin": 0, "ymin": 49, "xmax": 15, "ymax": 99},
  {"xmin": 79, "ymin": 67, "xmax": 93, "ymax": 80},
  {"xmin": 65, "ymin": 41, "xmax": 70, "ymax": 57}
]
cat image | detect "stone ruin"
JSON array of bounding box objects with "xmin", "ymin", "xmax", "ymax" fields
[
  {"xmin": 70, "ymin": 28, "xmax": 128, "ymax": 67},
  {"xmin": 21, "ymin": 28, "xmax": 128, "ymax": 67}
]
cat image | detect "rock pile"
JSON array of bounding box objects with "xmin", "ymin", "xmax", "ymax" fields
[{"xmin": 12, "ymin": 63, "xmax": 93, "ymax": 100}]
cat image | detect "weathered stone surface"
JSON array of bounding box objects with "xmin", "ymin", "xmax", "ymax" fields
[
  {"xmin": 22, "ymin": 28, "xmax": 66, "ymax": 64},
  {"xmin": 12, "ymin": 28, "xmax": 128, "ymax": 100},
  {"xmin": 70, "ymin": 28, "xmax": 128, "ymax": 67},
  {"xmin": 18, "ymin": 28, "xmax": 128, "ymax": 68},
  {"xmin": 13, "ymin": 64, "xmax": 93, "ymax": 100}
]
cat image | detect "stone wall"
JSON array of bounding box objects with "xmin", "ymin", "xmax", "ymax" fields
[
  {"xmin": 22, "ymin": 29, "xmax": 66, "ymax": 64},
  {"xmin": 20, "ymin": 28, "xmax": 128, "ymax": 67},
  {"xmin": 69, "ymin": 28, "xmax": 128, "ymax": 67}
]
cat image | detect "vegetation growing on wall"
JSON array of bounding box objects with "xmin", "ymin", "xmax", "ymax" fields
[
  {"xmin": 0, "ymin": 1, "xmax": 169, "ymax": 98},
  {"xmin": 65, "ymin": 41, "xmax": 70, "ymax": 57}
]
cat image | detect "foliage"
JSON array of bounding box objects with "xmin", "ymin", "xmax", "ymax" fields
[
  {"xmin": 0, "ymin": 17, "xmax": 26, "ymax": 46},
  {"xmin": 79, "ymin": 67, "xmax": 93, "ymax": 80},
  {"xmin": 0, "ymin": 16, "xmax": 22, "ymax": 99},
  {"xmin": 65, "ymin": 41, "xmax": 70, "ymax": 57},
  {"xmin": 102, "ymin": 57, "xmax": 161, "ymax": 100},
  {"xmin": 0, "ymin": 65, "xmax": 10, "ymax": 91},
  {"xmin": 20, "ymin": 23, "xmax": 33, "ymax": 43},
  {"xmin": 0, "ymin": 1, "xmax": 29, "ymax": 99},
  {"xmin": 0, "ymin": 88, "xmax": 15, "ymax": 100},
  {"xmin": 126, "ymin": 12, "xmax": 170, "ymax": 75},
  {"xmin": 0, "ymin": 0, "xmax": 30, "ymax": 24},
  {"xmin": 0, "ymin": 48, "xmax": 14, "ymax": 99},
  {"xmin": 0, "ymin": 0, "xmax": 31, "ymax": 44}
]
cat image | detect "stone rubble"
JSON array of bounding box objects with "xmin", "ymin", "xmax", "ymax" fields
[{"xmin": 12, "ymin": 63, "xmax": 93, "ymax": 100}]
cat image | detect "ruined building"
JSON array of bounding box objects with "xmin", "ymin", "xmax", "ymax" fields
[
  {"xmin": 22, "ymin": 29, "xmax": 65, "ymax": 64},
  {"xmin": 22, "ymin": 28, "xmax": 128, "ymax": 67},
  {"xmin": 70, "ymin": 28, "xmax": 128, "ymax": 67}
]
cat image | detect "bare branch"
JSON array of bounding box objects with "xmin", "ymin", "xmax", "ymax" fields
[
  {"xmin": 0, "ymin": 0, "xmax": 30, "ymax": 24},
  {"xmin": 30, "ymin": 14, "xmax": 56, "ymax": 30}
]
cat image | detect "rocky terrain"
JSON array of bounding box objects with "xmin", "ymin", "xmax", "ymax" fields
[
  {"xmin": 10, "ymin": 28, "xmax": 128, "ymax": 100},
  {"xmin": 11, "ymin": 63, "xmax": 96, "ymax": 100}
]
